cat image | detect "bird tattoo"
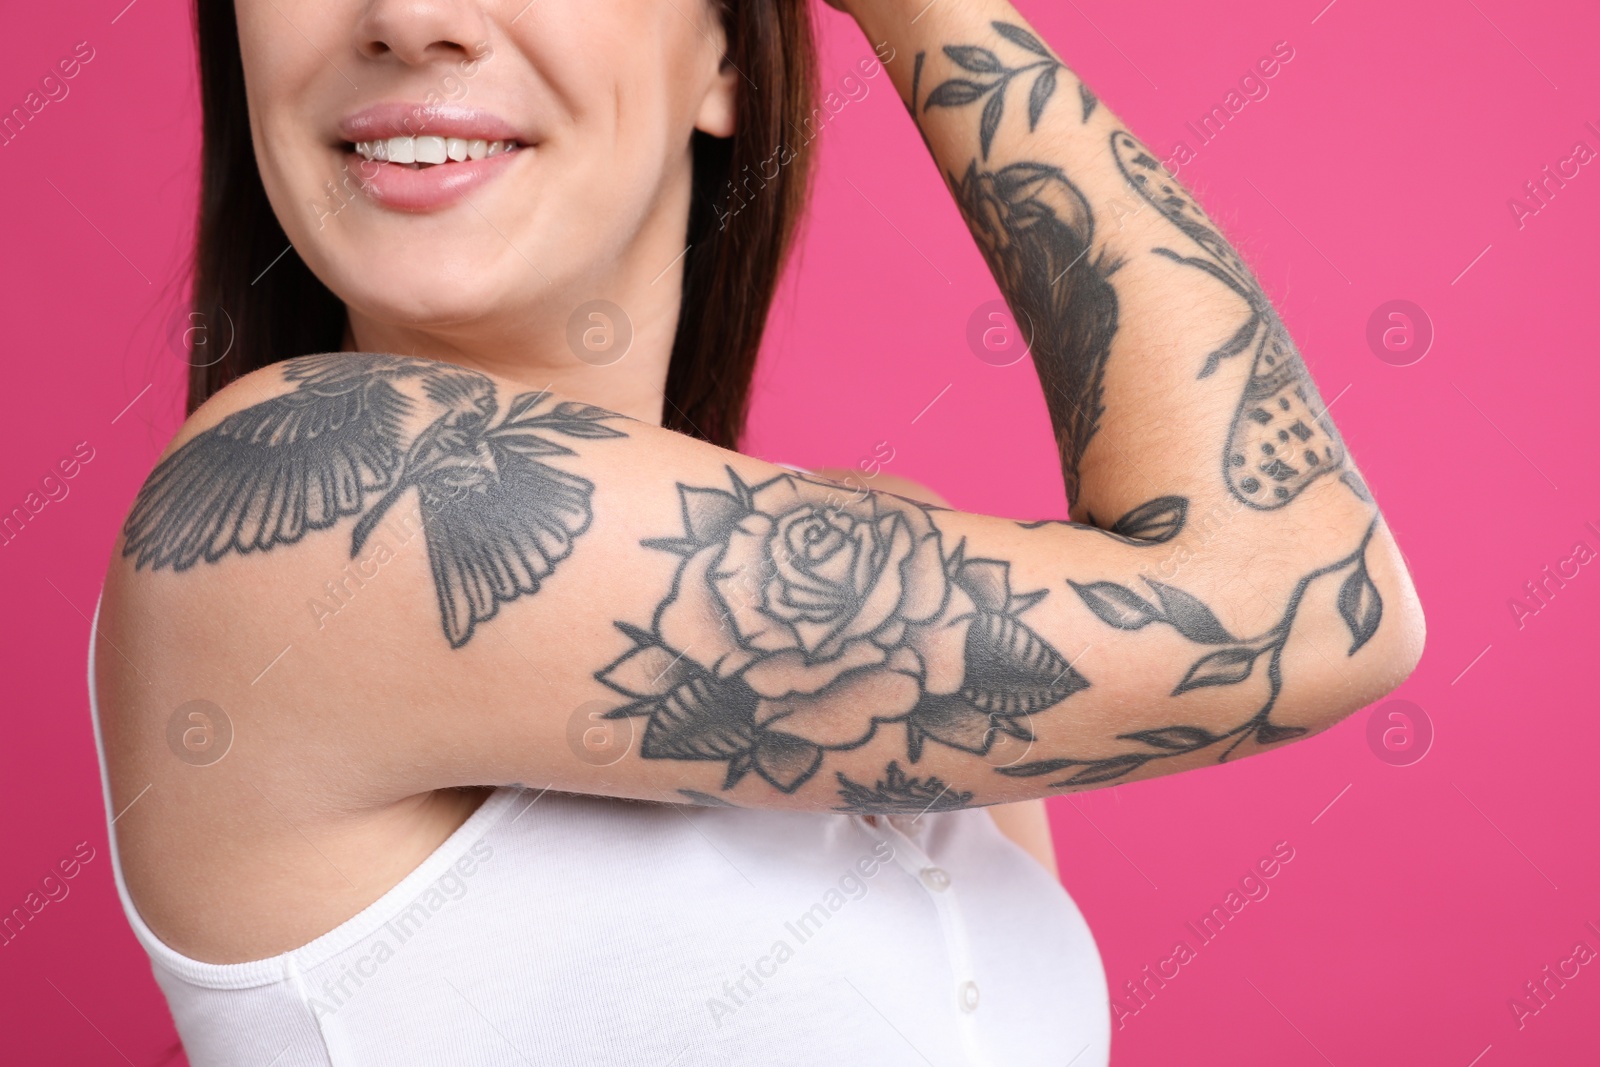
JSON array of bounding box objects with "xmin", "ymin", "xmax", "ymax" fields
[{"xmin": 121, "ymin": 353, "xmax": 627, "ymax": 647}]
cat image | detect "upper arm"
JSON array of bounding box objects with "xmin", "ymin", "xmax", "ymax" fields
[{"xmin": 100, "ymin": 354, "xmax": 1423, "ymax": 820}]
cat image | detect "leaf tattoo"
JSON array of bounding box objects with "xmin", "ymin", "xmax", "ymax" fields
[
  {"xmin": 1174, "ymin": 646, "xmax": 1261, "ymax": 693},
  {"xmin": 1008, "ymin": 519, "xmax": 1386, "ymax": 787},
  {"xmin": 1337, "ymin": 556, "xmax": 1383, "ymax": 654},
  {"xmin": 1020, "ymin": 495, "xmax": 1190, "ymax": 546},
  {"xmin": 121, "ymin": 353, "xmax": 627, "ymax": 647},
  {"xmin": 992, "ymin": 21, "xmax": 1052, "ymax": 56},
  {"xmin": 1068, "ymin": 581, "xmax": 1161, "ymax": 630},
  {"xmin": 1122, "ymin": 725, "xmax": 1221, "ymax": 751},
  {"xmin": 1107, "ymin": 496, "xmax": 1187, "ymax": 542},
  {"xmin": 1146, "ymin": 581, "xmax": 1235, "ymax": 644},
  {"xmin": 923, "ymin": 21, "xmax": 1068, "ymax": 159}
]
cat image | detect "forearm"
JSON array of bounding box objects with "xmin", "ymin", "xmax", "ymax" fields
[{"xmin": 843, "ymin": 0, "xmax": 1348, "ymax": 530}]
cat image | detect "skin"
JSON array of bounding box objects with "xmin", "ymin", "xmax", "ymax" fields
[
  {"xmin": 101, "ymin": 0, "xmax": 1064, "ymax": 963},
  {"xmin": 109, "ymin": 0, "xmax": 741, "ymax": 964},
  {"xmin": 98, "ymin": 0, "xmax": 1424, "ymax": 969},
  {"xmin": 236, "ymin": 0, "xmax": 736, "ymax": 420},
  {"xmin": 810, "ymin": 466, "xmax": 1060, "ymax": 876}
]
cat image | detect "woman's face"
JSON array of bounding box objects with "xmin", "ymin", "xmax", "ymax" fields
[{"xmin": 234, "ymin": 0, "xmax": 737, "ymax": 341}]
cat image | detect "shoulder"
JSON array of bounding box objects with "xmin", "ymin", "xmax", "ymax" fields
[
  {"xmin": 129, "ymin": 353, "xmax": 427, "ymax": 486},
  {"xmin": 97, "ymin": 354, "xmax": 523, "ymax": 801},
  {"xmin": 97, "ymin": 352, "xmax": 639, "ymax": 798}
]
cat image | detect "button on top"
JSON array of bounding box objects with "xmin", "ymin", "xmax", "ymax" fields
[
  {"xmin": 958, "ymin": 980, "xmax": 980, "ymax": 1012},
  {"xmin": 919, "ymin": 866, "xmax": 951, "ymax": 892}
]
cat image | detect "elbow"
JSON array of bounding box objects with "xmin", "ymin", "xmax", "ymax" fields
[
  {"xmin": 1362, "ymin": 546, "xmax": 1428, "ymax": 709},
  {"xmin": 1390, "ymin": 591, "xmax": 1428, "ymax": 690},
  {"xmin": 1311, "ymin": 575, "xmax": 1427, "ymax": 735}
]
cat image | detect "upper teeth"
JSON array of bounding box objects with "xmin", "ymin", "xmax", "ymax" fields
[{"xmin": 354, "ymin": 137, "xmax": 516, "ymax": 164}]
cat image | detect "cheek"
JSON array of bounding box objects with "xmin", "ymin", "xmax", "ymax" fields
[
  {"xmin": 235, "ymin": 3, "xmax": 347, "ymax": 222},
  {"xmin": 534, "ymin": 3, "xmax": 704, "ymax": 184},
  {"xmin": 235, "ymin": 1, "xmax": 340, "ymax": 113},
  {"xmin": 548, "ymin": 62, "xmax": 686, "ymax": 240}
]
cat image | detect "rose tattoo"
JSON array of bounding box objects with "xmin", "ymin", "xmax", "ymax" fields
[{"xmin": 598, "ymin": 468, "xmax": 1089, "ymax": 794}]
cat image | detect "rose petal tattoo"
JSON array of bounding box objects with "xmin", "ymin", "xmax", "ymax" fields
[{"xmin": 597, "ymin": 469, "xmax": 1088, "ymax": 794}]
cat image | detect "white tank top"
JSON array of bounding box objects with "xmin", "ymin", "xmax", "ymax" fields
[{"xmin": 88, "ymin": 600, "xmax": 1110, "ymax": 1066}]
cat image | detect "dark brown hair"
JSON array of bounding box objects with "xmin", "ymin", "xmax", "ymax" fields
[{"xmin": 187, "ymin": 0, "xmax": 817, "ymax": 449}]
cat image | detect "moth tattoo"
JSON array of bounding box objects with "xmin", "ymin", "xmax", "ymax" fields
[
  {"xmin": 1111, "ymin": 132, "xmax": 1347, "ymax": 509},
  {"xmin": 121, "ymin": 353, "xmax": 627, "ymax": 647},
  {"xmin": 597, "ymin": 469, "xmax": 1088, "ymax": 794}
]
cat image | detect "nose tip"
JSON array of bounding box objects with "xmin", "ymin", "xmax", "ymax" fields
[{"xmin": 355, "ymin": 0, "xmax": 490, "ymax": 66}]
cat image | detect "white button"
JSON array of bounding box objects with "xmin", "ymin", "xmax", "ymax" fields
[
  {"xmin": 919, "ymin": 866, "xmax": 950, "ymax": 892},
  {"xmin": 958, "ymin": 980, "xmax": 980, "ymax": 1012}
]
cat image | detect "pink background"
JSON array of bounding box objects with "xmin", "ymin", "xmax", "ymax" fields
[{"xmin": 2, "ymin": 0, "xmax": 1596, "ymax": 1063}]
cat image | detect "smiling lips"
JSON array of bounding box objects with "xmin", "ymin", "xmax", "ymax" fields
[{"xmin": 338, "ymin": 104, "xmax": 527, "ymax": 213}]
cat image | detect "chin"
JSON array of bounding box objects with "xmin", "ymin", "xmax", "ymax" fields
[
  {"xmin": 271, "ymin": 150, "xmax": 561, "ymax": 324},
  {"xmin": 345, "ymin": 280, "xmax": 515, "ymax": 334},
  {"xmin": 314, "ymin": 230, "xmax": 546, "ymax": 332}
]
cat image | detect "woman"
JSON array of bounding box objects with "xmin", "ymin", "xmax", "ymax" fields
[{"xmin": 90, "ymin": 0, "xmax": 1424, "ymax": 1063}]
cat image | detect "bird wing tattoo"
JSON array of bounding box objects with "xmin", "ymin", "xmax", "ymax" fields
[
  {"xmin": 404, "ymin": 378, "xmax": 617, "ymax": 647},
  {"xmin": 121, "ymin": 355, "xmax": 627, "ymax": 648},
  {"xmin": 121, "ymin": 354, "xmax": 421, "ymax": 571},
  {"xmin": 1111, "ymin": 132, "xmax": 1346, "ymax": 510}
]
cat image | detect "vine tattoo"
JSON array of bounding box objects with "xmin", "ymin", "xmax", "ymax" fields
[
  {"xmin": 1111, "ymin": 132, "xmax": 1347, "ymax": 510},
  {"xmin": 923, "ymin": 22, "xmax": 1069, "ymax": 160},
  {"xmin": 998, "ymin": 518, "xmax": 1384, "ymax": 788},
  {"xmin": 121, "ymin": 353, "xmax": 627, "ymax": 647},
  {"xmin": 597, "ymin": 469, "xmax": 1088, "ymax": 794}
]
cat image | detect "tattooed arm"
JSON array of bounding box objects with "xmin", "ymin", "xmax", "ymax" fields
[
  {"xmin": 103, "ymin": 359, "xmax": 1419, "ymax": 831},
  {"xmin": 101, "ymin": 2, "xmax": 1421, "ymax": 832},
  {"xmin": 835, "ymin": 0, "xmax": 1365, "ymax": 522}
]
